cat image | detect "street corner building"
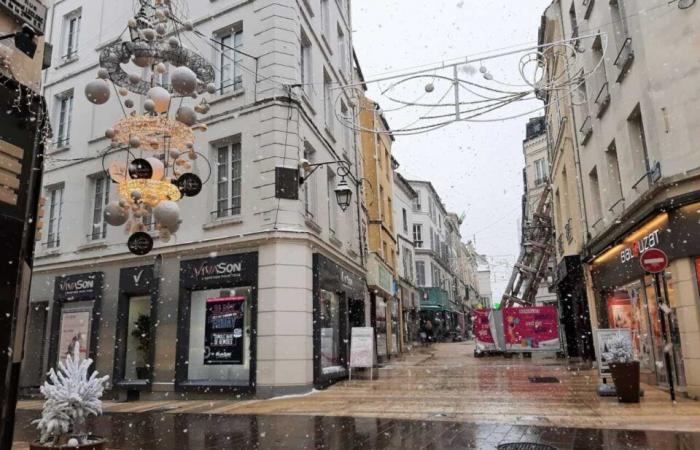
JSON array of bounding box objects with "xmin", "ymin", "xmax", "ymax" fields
[{"xmin": 19, "ymin": 0, "xmax": 370, "ymax": 399}]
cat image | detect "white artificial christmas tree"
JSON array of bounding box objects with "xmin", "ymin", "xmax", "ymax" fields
[{"xmin": 33, "ymin": 345, "xmax": 109, "ymax": 446}]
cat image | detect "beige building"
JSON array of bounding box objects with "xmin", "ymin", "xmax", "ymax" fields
[{"xmin": 545, "ymin": 0, "xmax": 700, "ymax": 395}]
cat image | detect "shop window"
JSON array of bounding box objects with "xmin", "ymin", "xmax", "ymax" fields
[
  {"xmin": 187, "ymin": 287, "xmax": 252, "ymax": 383},
  {"xmin": 123, "ymin": 296, "xmax": 151, "ymax": 381},
  {"xmin": 319, "ymin": 289, "xmax": 342, "ymax": 373}
]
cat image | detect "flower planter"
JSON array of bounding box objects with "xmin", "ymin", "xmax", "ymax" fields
[
  {"xmin": 30, "ymin": 438, "xmax": 106, "ymax": 450},
  {"xmin": 609, "ymin": 361, "xmax": 640, "ymax": 403}
]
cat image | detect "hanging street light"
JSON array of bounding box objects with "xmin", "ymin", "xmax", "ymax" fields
[
  {"xmin": 334, "ymin": 177, "xmax": 353, "ymax": 212},
  {"xmin": 294, "ymin": 159, "xmax": 355, "ymax": 212}
]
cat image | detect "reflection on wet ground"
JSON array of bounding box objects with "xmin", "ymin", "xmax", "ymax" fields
[{"xmin": 12, "ymin": 410, "xmax": 700, "ymax": 449}]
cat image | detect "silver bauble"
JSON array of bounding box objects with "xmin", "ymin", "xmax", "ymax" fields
[
  {"xmin": 171, "ymin": 66, "xmax": 198, "ymax": 95},
  {"xmin": 142, "ymin": 28, "xmax": 156, "ymax": 41},
  {"xmin": 118, "ymin": 87, "xmax": 129, "ymax": 96},
  {"xmin": 147, "ymin": 86, "xmax": 171, "ymax": 113},
  {"xmin": 175, "ymin": 106, "xmax": 197, "ymax": 126},
  {"xmin": 129, "ymin": 136, "xmax": 141, "ymax": 148},
  {"xmin": 97, "ymin": 68, "xmax": 109, "ymax": 80},
  {"xmin": 169, "ymin": 149, "xmax": 180, "ymax": 159},
  {"xmin": 183, "ymin": 21, "xmax": 194, "ymax": 31},
  {"xmin": 155, "ymin": 62, "xmax": 167, "ymax": 74},
  {"xmin": 168, "ymin": 220, "xmax": 181, "ymax": 233},
  {"xmin": 143, "ymin": 99, "xmax": 156, "ymax": 113},
  {"xmin": 168, "ymin": 37, "xmax": 179, "ymax": 48},
  {"xmin": 153, "ymin": 201, "xmax": 180, "ymax": 229},
  {"xmin": 128, "ymin": 18, "xmax": 138, "ymax": 28},
  {"xmin": 85, "ymin": 80, "xmax": 111, "ymax": 105},
  {"xmin": 156, "ymin": 24, "xmax": 167, "ymax": 35},
  {"xmin": 104, "ymin": 202, "xmax": 129, "ymax": 226},
  {"xmin": 128, "ymin": 73, "xmax": 141, "ymax": 85},
  {"xmin": 130, "ymin": 190, "xmax": 142, "ymax": 201},
  {"xmin": 124, "ymin": 99, "xmax": 134, "ymax": 108},
  {"xmin": 206, "ymin": 83, "xmax": 217, "ymax": 94},
  {"xmin": 105, "ymin": 128, "xmax": 116, "ymax": 139}
]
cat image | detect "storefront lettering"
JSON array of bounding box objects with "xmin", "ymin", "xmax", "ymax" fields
[
  {"xmin": 59, "ymin": 279, "xmax": 94, "ymax": 292},
  {"xmin": 620, "ymin": 229, "xmax": 660, "ymax": 264},
  {"xmin": 193, "ymin": 261, "xmax": 242, "ymax": 278}
]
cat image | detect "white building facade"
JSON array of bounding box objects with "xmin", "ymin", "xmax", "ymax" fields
[{"xmin": 21, "ymin": 0, "xmax": 367, "ymax": 399}]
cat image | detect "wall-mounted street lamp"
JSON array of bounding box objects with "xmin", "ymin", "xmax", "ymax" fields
[{"xmin": 299, "ymin": 159, "xmax": 354, "ymax": 212}]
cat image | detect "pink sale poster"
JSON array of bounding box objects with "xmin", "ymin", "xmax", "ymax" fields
[{"xmin": 502, "ymin": 306, "xmax": 559, "ymax": 350}]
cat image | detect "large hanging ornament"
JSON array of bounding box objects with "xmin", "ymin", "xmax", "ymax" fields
[
  {"xmin": 104, "ymin": 202, "xmax": 130, "ymax": 226},
  {"xmin": 129, "ymin": 158, "xmax": 153, "ymax": 179},
  {"xmin": 175, "ymin": 106, "xmax": 197, "ymax": 126},
  {"xmin": 145, "ymin": 156, "xmax": 165, "ymax": 180},
  {"xmin": 153, "ymin": 200, "xmax": 181, "ymax": 229},
  {"xmin": 85, "ymin": 80, "xmax": 111, "ymax": 105},
  {"xmin": 147, "ymin": 86, "xmax": 171, "ymax": 113},
  {"xmin": 170, "ymin": 66, "xmax": 198, "ymax": 96}
]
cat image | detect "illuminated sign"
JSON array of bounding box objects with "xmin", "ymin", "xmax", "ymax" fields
[{"xmin": 620, "ymin": 229, "xmax": 660, "ymax": 264}]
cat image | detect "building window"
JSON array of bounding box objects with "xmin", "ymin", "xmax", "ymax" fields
[
  {"xmin": 337, "ymin": 25, "xmax": 347, "ymax": 76},
  {"xmin": 415, "ymin": 261, "xmax": 425, "ymax": 286},
  {"xmin": 321, "ymin": 0, "xmax": 331, "ymax": 37},
  {"xmin": 55, "ymin": 91, "xmax": 74, "ymax": 147},
  {"xmin": 323, "ymin": 71, "xmax": 334, "ymax": 133},
  {"xmin": 46, "ymin": 185, "xmax": 64, "ymax": 249},
  {"xmin": 216, "ymin": 141, "xmax": 242, "ymax": 218},
  {"xmin": 588, "ymin": 166, "xmax": 603, "ymax": 224},
  {"xmin": 218, "ymin": 29, "xmax": 243, "ymax": 93},
  {"xmin": 327, "ymin": 169, "xmax": 337, "ymax": 234},
  {"xmin": 340, "ymin": 100, "xmax": 351, "ymax": 153},
  {"xmin": 300, "ymin": 31, "xmax": 312, "ymax": 96},
  {"xmin": 413, "ymin": 191, "xmax": 421, "ymax": 211},
  {"xmin": 90, "ymin": 174, "xmax": 110, "ymax": 241},
  {"xmin": 402, "ymin": 248, "xmax": 413, "ymax": 281},
  {"xmin": 303, "ymin": 143, "xmax": 317, "ymax": 218},
  {"xmin": 412, "ymin": 224, "xmax": 423, "ymax": 247},
  {"xmin": 387, "ymin": 198, "xmax": 393, "ymax": 229},
  {"xmin": 628, "ymin": 105, "xmax": 651, "ymax": 189},
  {"xmin": 606, "ymin": 141, "xmax": 624, "ymax": 208},
  {"xmin": 534, "ymin": 158, "xmax": 547, "ymax": 185},
  {"xmin": 62, "ymin": 11, "xmax": 81, "ymax": 60},
  {"xmin": 402, "ymin": 208, "xmax": 408, "ymax": 233}
]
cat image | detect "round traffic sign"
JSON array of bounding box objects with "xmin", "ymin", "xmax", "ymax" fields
[{"xmin": 640, "ymin": 248, "xmax": 668, "ymax": 273}]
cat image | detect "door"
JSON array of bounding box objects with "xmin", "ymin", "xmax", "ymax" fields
[{"xmin": 20, "ymin": 302, "xmax": 48, "ymax": 387}]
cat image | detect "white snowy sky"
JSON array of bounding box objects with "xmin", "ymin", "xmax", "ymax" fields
[{"xmin": 352, "ymin": 0, "xmax": 552, "ymax": 301}]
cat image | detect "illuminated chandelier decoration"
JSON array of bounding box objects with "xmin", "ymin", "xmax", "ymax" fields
[{"xmin": 86, "ymin": 0, "xmax": 214, "ymax": 255}]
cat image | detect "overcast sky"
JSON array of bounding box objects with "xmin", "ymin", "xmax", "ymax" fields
[{"xmin": 352, "ymin": 0, "xmax": 552, "ymax": 302}]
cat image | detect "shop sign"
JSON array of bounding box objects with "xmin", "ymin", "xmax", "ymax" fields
[
  {"xmin": 349, "ymin": 327, "xmax": 374, "ymax": 368},
  {"xmin": 120, "ymin": 266, "xmax": 154, "ymax": 295},
  {"xmin": 620, "ymin": 229, "xmax": 660, "ymax": 264},
  {"xmin": 204, "ymin": 296, "xmax": 245, "ymax": 365},
  {"xmin": 55, "ymin": 272, "xmax": 103, "ymax": 302},
  {"xmin": 0, "ymin": 0, "xmax": 47, "ymax": 32},
  {"xmin": 181, "ymin": 252, "xmax": 258, "ymax": 288}
]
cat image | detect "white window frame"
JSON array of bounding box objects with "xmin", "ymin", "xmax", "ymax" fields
[
  {"xmin": 413, "ymin": 191, "xmax": 421, "ymax": 211},
  {"xmin": 215, "ymin": 140, "xmax": 242, "ymax": 219},
  {"xmin": 46, "ymin": 184, "xmax": 64, "ymax": 249},
  {"xmin": 412, "ymin": 224, "xmax": 423, "ymax": 248},
  {"xmin": 337, "ymin": 24, "xmax": 347, "ymax": 77},
  {"xmin": 217, "ymin": 28, "xmax": 243, "ymax": 94},
  {"xmin": 323, "ymin": 70, "xmax": 334, "ymax": 133},
  {"xmin": 303, "ymin": 143, "xmax": 317, "ymax": 219},
  {"xmin": 89, "ymin": 174, "xmax": 110, "ymax": 241},
  {"xmin": 62, "ymin": 10, "xmax": 81, "ymax": 61},
  {"xmin": 55, "ymin": 91, "xmax": 74, "ymax": 148},
  {"xmin": 321, "ymin": 0, "xmax": 331, "ymax": 38},
  {"xmin": 416, "ymin": 260, "xmax": 425, "ymax": 286},
  {"xmin": 300, "ymin": 31, "xmax": 313, "ymax": 96},
  {"xmin": 534, "ymin": 158, "xmax": 547, "ymax": 185}
]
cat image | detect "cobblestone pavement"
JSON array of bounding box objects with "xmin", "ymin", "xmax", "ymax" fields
[
  {"xmin": 14, "ymin": 342, "xmax": 700, "ymax": 448},
  {"xmin": 11, "ymin": 410, "xmax": 700, "ymax": 449}
]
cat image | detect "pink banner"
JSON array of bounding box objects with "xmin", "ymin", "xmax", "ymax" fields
[
  {"xmin": 473, "ymin": 309, "xmax": 495, "ymax": 349},
  {"xmin": 502, "ymin": 306, "xmax": 559, "ymax": 350}
]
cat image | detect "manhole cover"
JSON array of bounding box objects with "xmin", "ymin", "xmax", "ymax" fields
[
  {"xmin": 528, "ymin": 376, "xmax": 560, "ymax": 383},
  {"xmin": 498, "ymin": 444, "xmax": 557, "ymax": 450}
]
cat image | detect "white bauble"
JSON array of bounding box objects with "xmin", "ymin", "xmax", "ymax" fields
[
  {"xmin": 85, "ymin": 80, "xmax": 111, "ymax": 105},
  {"xmin": 206, "ymin": 83, "xmax": 216, "ymax": 94},
  {"xmin": 175, "ymin": 106, "xmax": 197, "ymax": 126},
  {"xmin": 156, "ymin": 24, "xmax": 167, "ymax": 35},
  {"xmin": 153, "ymin": 200, "xmax": 180, "ymax": 229},
  {"xmin": 105, "ymin": 128, "xmax": 116, "ymax": 139},
  {"xmin": 169, "ymin": 149, "xmax": 180, "ymax": 159},
  {"xmin": 143, "ymin": 99, "xmax": 156, "ymax": 113},
  {"xmin": 146, "ymin": 156, "xmax": 165, "ymax": 180},
  {"xmin": 104, "ymin": 202, "xmax": 129, "ymax": 226},
  {"xmin": 155, "ymin": 62, "xmax": 167, "ymax": 74},
  {"xmin": 171, "ymin": 66, "xmax": 197, "ymax": 95},
  {"xmin": 118, "ymin": 87, "xmax": 129, "ymax": 96},
  {"xmin": 67, "ymin": 438, "xmax": 80, "ymax": 447},
  {"xmin": 147, "ymin": 86, "xmax": 171, "ymax": 113},
  {"xmin": 159, "ymin": 228, "xmax": 171, "ymax": 242},
  {"xmin": 142, "ymin": 28, "xmax": 156, "ymax": 41},
  {"xmin": 97, "ymin": 68, "xmax": 109, "ymax": 80},
  {"xmin": 168, "ymin": 37, "xmax": 179, "ymax": 48},
  {"xmin": 183, "ymin": 21, "xmax": 194, "ymax": 31},
  {"xmin": 129, "ymin": 136, "xmax": 141, "ymax": 148},
  {"xmin": 128, "ymin": 73, "xmax": 141, "ymax": 85},
  {"xmin": 128, "ymin": 18, "xmax": 138, "ymax": 28}
]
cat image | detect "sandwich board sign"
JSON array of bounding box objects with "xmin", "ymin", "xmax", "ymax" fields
[{"xmin": 349, "ymin": 327, "xmax": 374, "ymax": 380}]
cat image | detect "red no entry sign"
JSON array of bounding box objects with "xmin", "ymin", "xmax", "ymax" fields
[{"xmin": 640, "ymin": 248, "xmax": 668, "ymax": 273}]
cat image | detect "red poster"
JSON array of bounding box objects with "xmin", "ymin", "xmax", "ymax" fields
[
  {"xmin": 473, "ymin": 309, "xmax": 495, "ymax": 350},
  {"xmin": 502, "ymin": 306, "xmax": 560, "ymax": 350}
]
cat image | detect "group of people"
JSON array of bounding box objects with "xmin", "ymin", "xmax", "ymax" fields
[{"xmin": 419, "ymin": 319, "xmax": 434, "ymax": 344}]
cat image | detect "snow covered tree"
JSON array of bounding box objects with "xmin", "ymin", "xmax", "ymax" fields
[{"xmin": 33, "ymin": 345, "xmax": 109, "ymax": 446}]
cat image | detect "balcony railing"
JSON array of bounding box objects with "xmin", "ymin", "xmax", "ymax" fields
[
  {"xmin": 579, "ymin": 115, "xmax": 593, "ymax": 145},
  {"xmin": 608, "ymin": 197, "xmax": 625, "ymax": 215},
  {"xmin": 614, "ymin": 38, "xmax": 634, "ymax": 83},
  {"xmin": 565, "ymin": 218, "xmax": 573, "ymax": 243},
  {"xmin": 594, "ymin": 82, "xmax": 610, "ymax": 118},
  {"xmin": 582, "ymin": 0, "xmax": 594, "ymax": 19}
]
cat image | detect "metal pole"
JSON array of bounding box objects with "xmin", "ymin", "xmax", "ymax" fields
[{"xmin": 653, "ymin": 272, "xmax": 675, "ymax": 402}]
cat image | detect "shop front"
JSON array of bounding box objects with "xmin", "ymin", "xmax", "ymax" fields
[
  {"xmin": 366, "ymin": 254, "xmax": 395, "ymax": 362},
  {"xmin": 556, "ymin": 256, "xmax": 594, "ymax": 360},
  {"xmin": 49, "ymin": 272, "xmax": 104, "ymax": 367},
  {"xmin": 419, "ymin": 287, "xmax": 451, "ymax": 341},
  {"xmin": 313, "ymin": 253, "xmax": 365, "ymax": 388},
  {"xmin": 176, "ymin": 252, "xmax": 258, "ymax": 394},
  {"xmin": 588, "ymin": 206, "xmax": 700, "ymax": 394},
  {"xmin": 399, "ymin": 281, "xmax": 420, "ymax": 348}
]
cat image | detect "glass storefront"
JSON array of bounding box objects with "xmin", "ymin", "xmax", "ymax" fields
[
  {"xmin": 375, "ymin": 297, "xmax": 388, "ymax": 359},
  {"xmin": 390, "ymin": 299, "xmax": 399, "ymax": 355},
  {"xmin": 124, "ymin": 295, "xmax": 151, "ymax": 381},
  {"xmin": 319, "ymin": 289, "xmax": 342, "ymax": 374},
  {"xmin": 187, "ymin": 287, "xmax": 252, "ymax": 384}
]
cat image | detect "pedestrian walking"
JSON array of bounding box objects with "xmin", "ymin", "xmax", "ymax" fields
[{"xmin": 424, "ymin": 319, "xmax": 434, "ymax": 346}]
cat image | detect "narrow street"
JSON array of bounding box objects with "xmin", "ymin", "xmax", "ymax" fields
[{"xmin": 13, "ymin": 343, "xmax": 700, "ymax": 448}]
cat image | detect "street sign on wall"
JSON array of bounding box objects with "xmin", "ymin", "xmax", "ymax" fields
[{"xmin": 640, "ymin": 248, "xmax": 668, "ymax": 274}]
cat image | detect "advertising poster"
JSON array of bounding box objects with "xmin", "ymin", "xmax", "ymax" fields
[
  {"xmin": 502, "ymin": 306, "xmax": 560, "ymax": 351},
  {"xmin": 57, "ymin": 309, "xmax": 91, "ymax": 364},
  {"xmin": 473, "ymin": 309, "xmax": 496, "ymax": 351},
  {"xmin": 606, "ymin": 291, "xmax": 636, "ymax": 329},
  {"xmin": 595, "ymin": 328, "xmax": 633, "ymax": 377},
  {"xmin": 204, "ymin": 296, "xmax": 245, "ymax": 365},
  {"xmin": 350, "ymin": 327, "xmax": 374, "ymax": 368}
]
